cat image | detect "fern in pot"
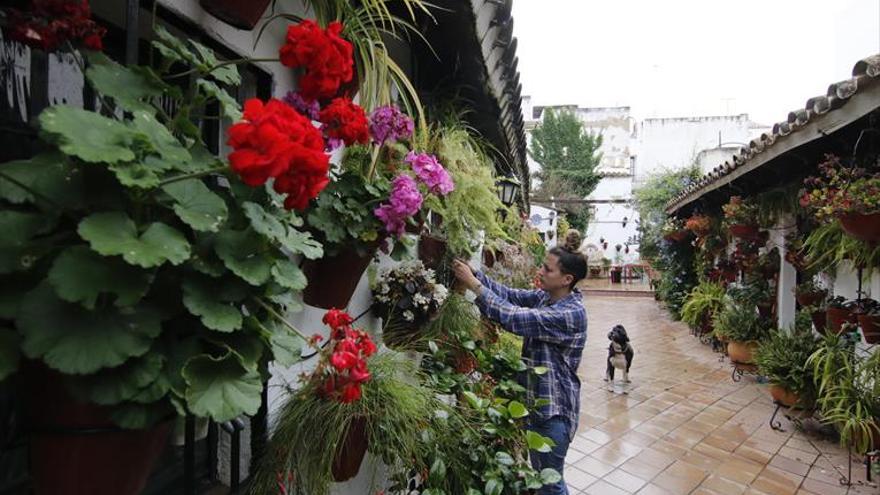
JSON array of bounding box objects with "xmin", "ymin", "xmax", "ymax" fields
[
  {"xmin": 754, "ymin": 312, "xmax": 820, "ymax": 408},
  {"xmin": 713, "ymin": 299, "xmax": 772, "ymax": 364},
  {"xmin": 681, "ymin": 281, "xmax": 726, "ymax": 335}
]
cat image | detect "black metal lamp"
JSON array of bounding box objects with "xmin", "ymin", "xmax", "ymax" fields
[{"xmin": 496, "ymin": 175, "xmax": 521, "ymax": 207}]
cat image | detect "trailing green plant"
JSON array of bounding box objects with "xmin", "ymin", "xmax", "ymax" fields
[
  {"xmin": 712, "ymin": 299, "xmax": 772, "ymax": 342},
  {"xmin": 680, "ymin": 281, "xmax": 726, "ymax": 329},
  {"xmin": 755, "ymin": 313, "xmax": 820, "ymax": 405},
  {"xmin": 0, "ymin": 29, "xmax": 322, "ymax": 427},
  {"xmin": 808, "ymin": 332, "xmax": 880, "ymax": 454},
  {"xmin": 631, "ymin": 164, "xmax": 701, "ymax": 260},
  {"xmin": 654, "ymin": 237, "xmax": 698, "ymax": 319},
  {"xmin": 802, "ymin": 221, "xmax": 880, "ymax": 273},
  {"xmin": 722, "ymin": 195, "xmax": 759, "ymax": 227}
]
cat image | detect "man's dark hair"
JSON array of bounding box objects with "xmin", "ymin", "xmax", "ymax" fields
[{"xmin": 549, "ymin": 229, "xmax": 587, "ymax": 290}]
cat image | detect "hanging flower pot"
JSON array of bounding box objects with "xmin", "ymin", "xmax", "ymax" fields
[
  {"xmin": 795, "ymin": 289, "xmax": 827, "ymax": 307},
  {"xmin": 199, "ymin": 0, "xmax": 272, "ymax": 29},
  {"xmin": 728, "ymin": 224, "xmax": 759, "ymax": 240},
  {"xmin": 24, "ymin": 364, "xmax": 171, "ymax": 495},
  {"xmin": 838, "ymin": 213, "xmax": 880, "ymax": 243},
  {"xmin": 663, "ymin": 230, "xmax": 689, "ymax": 242},
  {"xmin": 482, "ymin": 248, "xmax": 496, "ymax": 269},
  {"xmin": 826, "ymin": 306, "xmax": 857, "ymax": 335},
  {"xmin": 727, "ymin": 341, "xmax": 758, "ymax": 364},
  {"xmin": 757, "ymin": 301, "xmax": 774, "ymax": 319},
  {"xmin": 810, "ymin": 311, "xmax": 827, "ymax": 333},
  {"xmin": 302, "ymin": 243, "xmax": 379, "ymax": 309},
  {"xmin": 418, "ymin": 234, "xmax": 447, "ymax": 271},
  {"xmin": 331, "ymin": 417, "xmax": 368, "ymax": 482},
  {"xmin": 857, "ymin": 313, "xmax": 880, "ymax": 343}
]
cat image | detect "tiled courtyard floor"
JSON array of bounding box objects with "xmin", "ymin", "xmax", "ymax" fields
[{"xmin": 567, "ymin": 295, "xmax": 878, "ymax": 494}]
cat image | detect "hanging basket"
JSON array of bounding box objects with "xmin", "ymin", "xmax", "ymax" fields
[
  {"xmin": 331, "ymin": 417, "xmax": 368, "ymax": 482},
  {"xmin": 810, "ymin": 310, "xmax": 827, "ymax": 333},
  {"xmin": 199, "ymin": 0, "xmax": 272, "ymax": 29},
  {"xmin": 757, "ymin": 301, "xmax": 774, "ymax": 319},
  {"xmin": 826, "ymin": 306, "xmax": 858, "ymax": 335},
  {"xmin": 857, "ymin": 314, "xmax": 880, "ymax": 343},
  {"xmin": 728, "ymin": 224, "xmax": 760, "ymax": 240},
  {"xmin": 25, "ymin": 364, "xmax": 171, "ymax": 495},
  {"xmin": 417, "ymin": 234, "xmax": 447, "ymax": 271},
  {"xmin": 838, "ymin": 213, "xmax": 880, "ymax": 243},
  {"xmin": 795, "ymin": 290, "xmax": 827, "ymax": 307},
  {"xmin": 302, "ymin": 243, "xmax": 378, "ymax": 309},
  {"xmin": 663, "ymin": 230, "xmax": 689, "ymax": 242},
  {"xmin": 482, "ymin": 248, "xmax": 496, "ymax": 269}
]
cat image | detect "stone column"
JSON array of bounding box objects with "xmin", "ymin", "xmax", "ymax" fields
[{"xmin": 774, "ymin": 213, "xmax": 797, "ymax": 330}]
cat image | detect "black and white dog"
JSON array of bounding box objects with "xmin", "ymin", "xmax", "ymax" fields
[{"xmin": 605, "ymin": 324, "xmax": 634, "ymax": 387}]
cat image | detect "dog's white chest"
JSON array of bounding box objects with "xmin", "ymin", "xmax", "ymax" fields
[{"xmin": 610, "ymin": 354, "xmax": 628, "ymax": 370}]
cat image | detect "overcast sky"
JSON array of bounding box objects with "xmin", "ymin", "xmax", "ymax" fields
[{"xmin": 511, "ymin": 0, "xmax": 880, "ymax": 126}]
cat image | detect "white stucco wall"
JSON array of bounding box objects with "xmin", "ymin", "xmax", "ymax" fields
[{"xmin": 528, "ymin": 205, "xmax": 559, "ymax": 248}]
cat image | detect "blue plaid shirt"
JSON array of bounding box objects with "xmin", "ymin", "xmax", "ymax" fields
[{"xmin": 474, "ymin": 272, "xmax": 587, "ymax": 439}]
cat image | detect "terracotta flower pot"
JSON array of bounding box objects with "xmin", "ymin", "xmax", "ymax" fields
[
  {"xmin": 332, "ymin": 417, "xmax": 368, "ymax": 482},
  {"xmin": 810, "ymin": 311, "xmax": 827, "ymax": 333},
  {"xmin": 25, "ymin": 364, "xmax": 171, "ymax": 495},
  {"xmin": 768, "ymin": 384, "xmax": 802, "ymax": 408},
  {"xmin": 302, "ymin": 243, "xmax": 379, "ymax": 309},
  {"xmin": 826, "ymin": 306, "xmax": 857, "ymax": 335},
  {"xmin": 757, "ymin": 301, "xmax": 774, "ymax": 319},
  {"xmin": 728, "ymin": 224, "xmax": 759, "ymax": 240},
  {"xmin": 452, "ymin": 350, "xmax": 477, "ymax": 374},
  {"xmin": 664, "ymin": 230, "xmax": 689, "ymax": 242},
  {"xmin": 795, "ymin": 290, "xmax": 826, "ymax": 307},
  {"xmin": 727, "ymin": 340, "xmax": 758, "ymax": 364},
  {"xmin": 417, "ymin": 234, "xmax": 447, "ymax": 270},
  {"xmin": 857, "ymin": 313, "xmax": 880, "ymax": 343},
  {"xmin": 199, "ymin": 0, "xmax": 272, "ymax": 29},
  {"xmin": 482, "ymin": 248, "xmax": 496, "ymax": 269},
  {"xmin": 838, "ymin": 212, "xmax": 880, "ymax": 243}
]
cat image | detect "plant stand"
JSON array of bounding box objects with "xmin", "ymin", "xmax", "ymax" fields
[
  {"xmin": 768, "ymin": 401, "xmax": 814, "ymax": 432},
  {"xmin": 730, "ymin": 361, "xmax": 758, "ymax": 382}
]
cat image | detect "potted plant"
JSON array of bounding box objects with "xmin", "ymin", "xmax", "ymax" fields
[
  {"xmin": 661, "ymin": 217, "xmax": 689, "ymax": 242},
  {"xmin": 801, "ymin": 154, "xmax": 880, "ymax": 243},
  {"xmin": 722, "ymin": 196, "xmax": 761, "ymax": 239},
  {"xmin": 685, "ymin": 213, "xmax": 712, "ymax": 237},
  {"xmin": 808, "ymin": 332, "xmax": 880, "ymax": 455},
  {"xmin": 755, "ymin": 313, "xmax": 820, "ymax": 408},
  {"xmin": 370, "ymin": 260, "xmax": 449, "ymax": 348},
  {"xmin": 826, "ymin": 296, "xmax": 859, "ymax": 335},
  {"xmin": 0, "ymin": 25, "xmax": 327, "ymax": 494},
  {"xmin": 199, "ymin": 0, "xmax": 272, "ymax": 29},
  {"xmin": 681, "ymin": 281, "xmax": 726, "ymax": 336},
  {"xmin": 794, "ymin": 279, "xmax": 827, "ymax": 307},
  {"xmin": 713, "ymin": 299, "xmax": 772, "ymax": 364},
  {"xmin": 857, "ymin": 303, "xmax": 880, "ymax": 344}
]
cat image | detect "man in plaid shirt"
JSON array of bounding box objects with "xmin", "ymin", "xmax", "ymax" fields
[{"xmin": 453, "ymin": 232, "xmax": 588, "ymax": 495}]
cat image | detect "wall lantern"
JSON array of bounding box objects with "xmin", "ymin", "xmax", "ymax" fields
[{"xmin": 496, "ymin": 175, "xmax": 521, "ymax": 207}]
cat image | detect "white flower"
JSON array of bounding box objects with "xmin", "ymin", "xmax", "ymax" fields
[{"xmin": 403, "ymin": 310, "xmax": 415, "ymax": 321}]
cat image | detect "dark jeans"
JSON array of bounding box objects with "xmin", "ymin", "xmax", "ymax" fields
[{"xmin": 528, "ymin": 415, "xmax": 571, "ymax": 495}]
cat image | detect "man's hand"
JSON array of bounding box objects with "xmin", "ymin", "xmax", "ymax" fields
[{"xmin": 452, "ymin": 259, "xmax": 481, "ymax": 293}]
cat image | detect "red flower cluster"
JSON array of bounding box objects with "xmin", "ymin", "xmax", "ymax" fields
[
  {"xmin": 318, "ymin": 309, "xmax": 376, "ymax": 403},
  {"xmin": 318, "ymin": 97, "xmax": 370, "ymax": 146},
  {"xmin": 279, "ymin": 20, "xmax": 354, "ymax": 101},
  {"xmin": 227, "ymin": 98, "xmax": 330, "ymax": 210},
  {"xmin": 7, "ymin": 0, "xmax": 106, "ymax": 52}
]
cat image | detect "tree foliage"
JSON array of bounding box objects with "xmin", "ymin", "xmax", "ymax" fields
[
  {"xmin": 529, "ymin": 109, "xmax": 603, "ymax": 231},
  {"xmin": 631, "ymin": 164, "xmax": 702, "ymax": 260}
]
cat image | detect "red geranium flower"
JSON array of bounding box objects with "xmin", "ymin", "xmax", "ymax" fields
[
  {"xmin": 338, "ymin": 382, "xmax": 362, "ymax": 403},
  {"xmin": 227, "ymin": 98, "xmax": 330, "ymax": 210},
  {"xmin": 279, "ymin": 20, "xmax": 354, "ymax": 100},
  {"xmin": 349, "ymin": 361, "xmax": 371, "ymax": 383},
  {"xmin": 318, "ymin": 98, "xmax": 369, "ymax": 146},
  {"xmin": 329, "ymin": 350, "xmax": 358, "ymax": 370},
  {"xmin": 322, "ymin": 308, "xmax": 354, "ymax": 330},
  {"xmin": 7, "ymin": 0, "xmax": 106, "ymax": 52}
]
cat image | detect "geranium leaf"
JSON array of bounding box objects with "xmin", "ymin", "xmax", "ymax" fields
[
  {"xmin": 78, "ymin": 212, "xmax": 191, "ymax": 268},
  {"xmin": 110, "ymin": 400, "xmax": 173, "ymax": 429},
  {"xmin": 39, "ymin": 105, "xmax": 136, "ymax": 163},
  {"xmin": 18, "ymin": 284, "xmax": 162, "ymax": 374},
  {"xmin": 48, "ymin": 245, "xmax": 153, "ymax": 309},
  {"xmin": 0, "ymin": 152, "xmax": 84, "ymax": 208},
  {"xmin": 0, "ymin": 210, "xmax": 58, "ymax": 274},
  {"xmin": 271, "ymin": 259, "xmax": 307, "ymax": 291},
  {"xmin": 152, "ymin": 25, "xmax": 199, "ymax": 66},
  {"xmin": 85, "ymin": 52, "xmax": 165, "ymax": 115},
  {"xmin": 198, "ymin": 80, "xmax": 242, "ymax": 120},
  {"xmin": 182, "ymin": 275, "xmax": 242, "ymax": 332},
  {"xmin": 208, "ymin": 331, "xmax": 263, "ymax": 371},
  {"xmin": 128, "ymin": 111, "xmax": 191, "ymax": 163},
  {"xmin": 69, "ymin": 353, "xmax": 164, "ymax": 405},
  {"xmin": 214, "ymin": 228, "xmax": 272, "ymax": 286},
  {"xmin": 283, "ymin": 227, "xmax": 323, "ymax": 260},
  {"xmin": 269, "ymin": 326, "xmax": 305, "ymax": 367},
  {"xmin": 188, "ymin": 40, "xmax": 241, "ymax": 85},
  {"xmin": 162, "ymin": 179, "xmax": 228, "ymax": 232},
  {"xmin": 182, "ymin": 352, "xmax": 262, "ymax": 422},
  {"xmin": 243, "ymin": 202, "xmax": 323, "ymax": 259},
  {"xmin": 0, "ymin": 327, "xmax": 21, "ymax": 380},
  {"xmin": 107, "ymin": 161, "xmax": 161, "ymax": 189}
]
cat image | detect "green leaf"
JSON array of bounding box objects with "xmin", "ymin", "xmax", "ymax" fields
[
  {"xmin": 0, "ymin": 327, "xmax": 21, "ymax": 380},
  {"xmin": 540, "ymin": 468, "xmax": 561, "ymax": 485},
  {"xmin": 242, "ymin": 202, "xmax": 323, "ymax": 259},
  {"xmin": 507, "ymin": 400, "xmax": 529, "ymax": 419},
  {"xmin": 182, "ymin": 276, "xmax": 242, "ymax": 332},
  {"xmin": 48, "ymin": 245, "xmax": 153, "ymax": 309},
  {"xmin": 269, "ymin": 324, "xmax": 305, "ymax": 367},
  {"xmin": 214, "ymin": 228, "xmax": 272, "ymax": 286},
  {"xmin": 182, "ymin": 352, "xmax": 262, "ymax": 422},
  {"xmin": 39, "ymin": 105, "xmax": 137, "ymax": 163},
  {"xmin": 0, "ymin": 152, "xmax": 84, "ymax": 208},
  {"xmin": 271, "ymin": 258, "xmax": 307, "ymax": 291},
  {"xmin": 428, "ymin": 458, "xmax": 446, "ymax": 484},
  {"xmin": 526, "ymin": 430, "xmax": 555, "ymax": 453},
  {"xmin": 128, "ymin": 111, "xmax": 191, "ymax": 163},
  {"xmin": 198, "ymin": 80, "xmax": 242, "ymax": 120},
  {"xmin": 494, "ymin": 451, "xmax": 514, "ymax": 466},
  {"xmin": 107, "ymin": 161, "xmax": 161, "ymax": 188},
  {"xmin": 532, "ymin": 366, "xmax": 549, "ymax": 375},
  {"xmin": 78, "ymin": 212, "xmax": 191, "ymax": 268},
  {"xmin": 162, "ymin": 179, "xmax": 228, "ymax": 232},
  {"xmin": 188, "ymin": 40, "xmax": 240, "ymax": 85},
  {"xmin": 18, "ymin": 284, "xmax": 162, "ymax": 374},
  {"xmin": 484, "ymin": 478, "xmax": 503, "ymax": 495},
  {"xmin": 428, "ymin": 340, "xmax": 439, "ymax": 354},
  {"xmin": 152, "ymin": 25, "xmax": 199, "ymax": 66},
  {"xmin": 70, "ymin": 353, "xmax": 164, "ymax": 405},
  {"xmin": 110, "ymin": 401, "xmax": 173, "ymax": 429},
  {"xmin": 85, "ymin": 52, "xmax": 165, "ymax": 115},
  {"xmin": 0, "ymin": 210, "xmax": 57, "ymax": 274},
  {"xmin": 533, "ymin": 398, "xmax": 551, "ymax": 408},
  {"xmin": 209, "ymin": 331, "xmax": 263, "ymax": 371}
]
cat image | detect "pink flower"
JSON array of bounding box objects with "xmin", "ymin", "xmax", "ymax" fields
[
  {"xmin": 369, "ymin": 105, "xmax": 414, "ymax": 144},
  {"xmin": 405, "ymin": 151, "xmax": 454, "ymax": 196},
  {"xmin": 374, "ymin": 174, "xmax": 423, "ymax": 237}
]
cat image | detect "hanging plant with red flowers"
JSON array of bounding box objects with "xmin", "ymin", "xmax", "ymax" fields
[
  {"xmin": 312, "ymin": 309, "xmax": 376, "ymax": 403},
  {"xmin": 279, "ymin": 20, "xmax": 354, "ymax": 101},
  {"xmin": 318, "ymin": 97, "xmax": 370, "ymax": 148},
  {"xmin": 5, "ymin": 0, "xmax": 106, "ymax": 52}
]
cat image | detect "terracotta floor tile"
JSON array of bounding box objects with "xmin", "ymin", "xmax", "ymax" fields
[
  {"xmin": 768, "ymin": 455, "xmax": 810, "ymax": 477},
  {"xmin": 749, "ymin": 466, "xmax": 803, "ymax": 495},
  {"xmin": 581, "ymin": 428, "xmax": 614, "ymax": 446},
  {"xmin": 775, "ymin": 446, "xmax": 818, "ymax": 465},
  {"xmin": 564, "ymin": 466, "xmax": 599, "ymax": 491},
  {"xmin": 734, "ymin": 445, "xmax": 773, "ymax": 465},
  {"xmin": 603, "ymin": 468, "xmax": 649, "ymax": 493},
  {"xmin": 573, "ymin": 455, "xmax": 616, "ymax": 479},
  {"xmin": 635, "ymin": 483, "xmax": 673, "ymax": 494},
  {"xmin": 570, "ymin": 435, "xmax": 603, "ymax": 455},
  {"xmin": 714, "ymin": 457, "xmax": 763, "ymax": 485},
  {"xmin": 591, "ymin": 445, "xmax": 634, "ymax": 467},
  {"xmin": 699, "ymin": 473, "xmax": 747, "ymax": 495},
  {"xmin": 619, "ymin": 457, "xmax": 665, "ymax": 481},
  {"xmin": 632, "ymin": 448, "xmax": 676, "ymax": 470},
  {"xmin": 584, "ymin": 479, "xmax": 631, "ymax": 494},
  {"xmin": 798, "ymin": 477, "xmax": 848, "ymax": 495},
  {"xmin": 680, "ymin": 450, "xmax": 725, "ymax": 471}
]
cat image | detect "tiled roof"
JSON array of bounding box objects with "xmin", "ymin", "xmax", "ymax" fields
[{"xmin": 666, "ymin": 54, "xmax": 880, "ymax": 213}]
